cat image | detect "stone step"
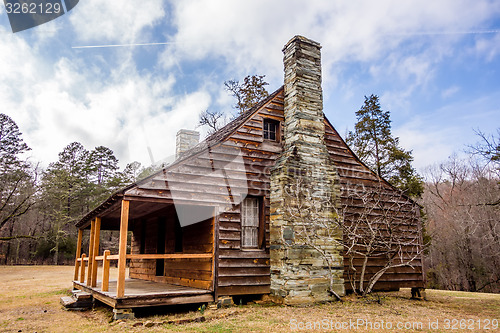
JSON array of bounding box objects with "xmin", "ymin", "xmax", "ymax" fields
[
  {"xmin": 61, "ymin": 291, "xmax": 93, "ymax": 310},
  {"xmin": 72, "ymin": 290, "xmax": 92, "ymax": 301},
  {"xmin": 60, "ymin": 296, "xmax": 77, "ymax": 308},
  {"xmin": 60, "ymin": 296, "xmax": 93, "ymax": 310}
]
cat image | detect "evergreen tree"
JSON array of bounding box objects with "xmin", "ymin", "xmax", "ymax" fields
[
  {"xmin": 0, "ymin": 114, "xmax": 30, "ymax": 172},
  {"xmin": 346, "ymin": 95, "xmax": 423, "ymax": 197},
  {"xmin": 88, "ymin": 146, "xmax": 119, "ymax": 185},
  {"xmin": 40, "ymin": 142, "xmax": 92, "ymax": 263},
  {"xmin": 0, "ymin": 114, "xmax": 35, "ymax": 233}
]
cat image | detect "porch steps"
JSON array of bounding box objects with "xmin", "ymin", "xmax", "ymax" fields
[{"xmin": 60, "ymin": 290, "xmax": 93, "ymax": 310}]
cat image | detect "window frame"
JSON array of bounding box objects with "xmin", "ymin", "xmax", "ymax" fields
[
  {"xmin": 241, "ymin": 196, "xmax": 264, "ymax": 249},
  {"xmin": 263, "ymin": 118, "xmax": 280, "ymax": 142}
]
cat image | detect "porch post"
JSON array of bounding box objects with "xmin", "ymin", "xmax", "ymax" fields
[
  {"xmin": 117, "ymin": 200, "xmax": 130, "ymax": 298},
  {"xmin": 79, "ymin": 253, "xmax": 86, "ymax": 283},
  {"xmin": 91, "ymin": 217, "xmax": 101, "ymax": 287},
  {"xmin": 101, "ymin": 250, "xmax": 110, "ymax": 292},
  {"xmin": 73, "ymin": 229, "xmax": 83, "ymax": 281},
  {"xmin": 86, "ymin": 219, "xmax": 96, "ymax": 285}
]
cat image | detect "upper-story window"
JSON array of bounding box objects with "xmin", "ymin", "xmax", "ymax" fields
[{"xmin": 263, "ymin": 118, "xmax": 279, "ymax": 141}]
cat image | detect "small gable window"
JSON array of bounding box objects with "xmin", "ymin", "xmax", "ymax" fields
[
  {"xmin": 263, "ymin": 119, "xmax": 279, "ymax": 141},
  {"xmin": 241, "ymin": 197, "xmax": 260, "ymax": 248}
]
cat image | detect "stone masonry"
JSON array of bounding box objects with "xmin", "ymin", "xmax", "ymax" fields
[
  {"xmin": 270, "ymin": 36, "xmax": 344, "ymax": 304},
  {"xmin": 176, "ymin": 129, "xmax": 200, "ymax": 160}
]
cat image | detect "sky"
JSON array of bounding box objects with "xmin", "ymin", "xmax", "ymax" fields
[{"xmin": 1, "ymin": 0, "xmax": 499, "ymax": 173}]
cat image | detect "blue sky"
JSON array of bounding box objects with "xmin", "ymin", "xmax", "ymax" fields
[{"xmin": 1, "ymin": 0, "xmax": 499, "ymax": 173}]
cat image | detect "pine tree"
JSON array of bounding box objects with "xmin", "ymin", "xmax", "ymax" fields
[
  {"xmin": 346, "ymin": 95, "xmax": 423, "ymax": 198},
  {"xmin": 0, "ymin": 114, "xmax": 35, "ymax": 232}
]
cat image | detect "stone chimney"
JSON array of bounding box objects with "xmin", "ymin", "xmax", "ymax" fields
[
  {"xmin": 175, "ymin": 129, "xmax": 199, "ymax": 159},
  {"xmin": 270, "ymin": 36, "xmax": 344, "ymax": 304}
]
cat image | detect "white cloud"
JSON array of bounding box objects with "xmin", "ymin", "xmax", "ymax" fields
[
  {"xmin": 394, "ymin": 118, "xmax": 458, "ymax": 171},
  {"xmin": 441, "ymin": 86, "xmax": 460, "ymax": 99},
  {"xmin": 162, "ymin": 0, "xmax": 500, "ymax": 83},
  {"xmin": 0, "ymin": 23, "xmax": 206, "ymax": 168},
  {"xmin": 473, "ymin": 32, "xmax": 500, "ymax": 62},
  {"xmin": 69, "ymin": 0, "xmax": 165, "ymax": 44},
  {"xmin": 2, "ymin": 0, "xmax": 499, "ymax": 172}
]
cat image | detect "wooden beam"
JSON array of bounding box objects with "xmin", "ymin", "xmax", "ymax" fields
[
  {"xmin": 91, "ymin": 217, "xmax": 101, "ymax": 287},
  {"xmin": 73, "ymin": 229, "xmax": 83, "ymax": 281},
  {"xmin": 101, "ymin": 250, "xmax": 110, "ymax": 292},
  {"xmin": 213, "ymin": 207, "xmax": 219, "ymax": 298},
  {"xmin": 95, "ymin": 253, "xmax": 212, "ymax": 261},
  {"xmin": 79, "ymin": 253, "xmax": 86, "ymax": 283},
  {"xmin": 126, "ymin": 253, "xmax": 212, "ymax": 260},
  {"xmin": 86, "ymin": 219, "xmax": 96, "ymax": 286},
  {"xmin": 116, "ymin": 200, "xmax": 130, "ymax": 298}
]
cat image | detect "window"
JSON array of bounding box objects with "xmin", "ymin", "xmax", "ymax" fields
[
  {"xmin": 241, "ymin": 197, "xmax": 260, "ymax": 248},
  {"xmin": 263, "ymin": 119, "xmax": 279, "ymax": 141}
]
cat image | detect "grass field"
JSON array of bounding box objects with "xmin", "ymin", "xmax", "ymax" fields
[{"xmin": 0, "ymin": 265, "xmax": 498, "ymax": 332}]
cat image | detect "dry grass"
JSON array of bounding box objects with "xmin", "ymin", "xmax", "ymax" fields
[{"xmin": 0, "ymin": 265, "xmax": 498, "ymax": 332}]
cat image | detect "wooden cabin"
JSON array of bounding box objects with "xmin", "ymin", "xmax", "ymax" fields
[{"xmin": 71, "ymin": 36, "xmax": 424, "ymax": 314}]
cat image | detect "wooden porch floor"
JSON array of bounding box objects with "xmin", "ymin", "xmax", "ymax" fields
[{"xmin": 73, "ymin": 278, "xmax": 214, "ymax": 309}]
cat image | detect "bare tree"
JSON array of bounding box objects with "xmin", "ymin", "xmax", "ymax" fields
[
  {"xmin": 423, "ymin": 154, "xmax": 500, "ymax": 292},
  {"xmin": 198, "ymin": 109, "xmax": 226, "ymax": 135},
  {"xmin": 282, "ymin": 173, "xmax": 423, "ymax": 297},
  {"xmin": 341, "ymin": 183, "xmax": 423, "ymax": 295}
]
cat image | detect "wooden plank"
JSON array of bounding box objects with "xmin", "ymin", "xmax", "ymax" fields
[
  {"xmin": 73, "ymin": 229, "xmax": 83, "ymax": 281},
  {"xmin": 218, "ymin": 275, "xmax": 270, "ymax": 286},
  {"xmin": 213, "ymin": 210, "xmax": 219, "ymax": 298},
  {"xmin": 117, "ymin": 200, "xmax": 130, "ymax": 298},
  {"xmin": 91, "ymin": 217, "xmax": 101, "ymax": 287},
  {"xmin": 102, "ymin": 250, "xmax": 110, "ymax": 292},
  {"xmin": 218, "ymin": 250, "xmax": 269, "ymax": 259},
  {"xmin": 218, "ymin": 258, "xmax": 270, "ymax": 268},
  {"xmin": 86, "ymin": 219, "xmax": 95, "ymax": 286},
  {"xmin": 217, "ymin": 285, "xmax": 270, "ymax": 296},
  {"xmin": 218, "ymin": 266, "xmax": 270, "ymax": 276}
]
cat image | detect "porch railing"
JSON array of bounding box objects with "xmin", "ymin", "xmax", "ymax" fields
[{"xmin": 75, "ymin": 251, "xmax": 212, "ymax": 293}]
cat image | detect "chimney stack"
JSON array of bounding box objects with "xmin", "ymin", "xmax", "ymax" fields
[
  {"xmin": 175, "ymin": 129, "xmax": 199, "ymax": 159},
  {"xmin": 270, "ymin": 36, "xmax": 344, "ymax": 304}
]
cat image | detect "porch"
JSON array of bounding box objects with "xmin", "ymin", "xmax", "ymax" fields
[
  {"xmin": 72, "ymin": 198, "xmax": 218, "ymax": 309},
  {"xmin": 73, "ymin": 278, "xmax": 213, "ymax": 309}
]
